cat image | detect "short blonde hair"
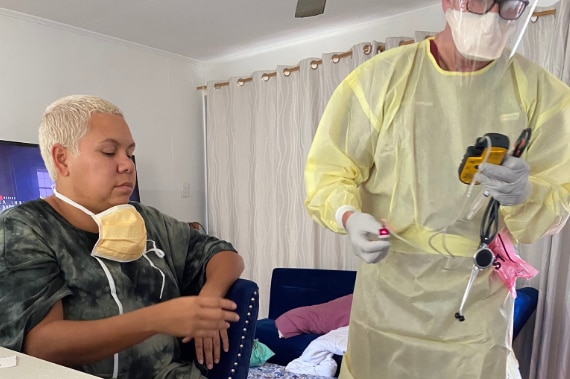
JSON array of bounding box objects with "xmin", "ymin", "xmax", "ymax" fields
[{"xmin": 39, "ymin": 95, "xmax": 123, "ymax": 181}]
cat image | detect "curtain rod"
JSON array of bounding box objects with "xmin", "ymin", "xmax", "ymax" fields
[
  {"xmin": 196, "ymin": 42, "xmax": 391, "ymax": 90},
  {"xmin": 532, "ymin": 9, "xmax": 556, "ymax": 18},
  {"xmin": 196, "ymin": 9, "xmax": 557, "ymax": 91}
]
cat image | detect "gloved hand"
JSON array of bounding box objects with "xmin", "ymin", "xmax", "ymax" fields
[
  {"xmin": 345, "ymin": 212, "xmax": 390, "ymax": 264},
  {"xmin": 475, "ymin": 155, "xmax": 532, "ymax": 206}
]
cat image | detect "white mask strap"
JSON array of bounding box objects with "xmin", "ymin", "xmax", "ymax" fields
[
  {"xmin": 53, "ymin": 187, "xmax": 95, "ymax": 216},
  {"xmin": 143, "ymin": 240, "xmax": 166, "ymax": 299},
  {"xmin": 145, "ymin": 240, "xmax": 166, "ymax": 259}
]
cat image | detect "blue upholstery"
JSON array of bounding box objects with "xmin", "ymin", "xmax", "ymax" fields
[
  {"xmin": 267, "ymin": 268, "xmax": 356, "ymax": 320},
  {"xmin": 181, "ymin": 278, "xmax": 259, "ymax": 379},
  {"xmin": 256, "ymin": 268, "xmax": 538, "ymax": 367},
  {"xmin": 210, "ymin": 278, "xmax": 259, "ymax": 379},
  {"xmin": 255, "ymin": 318, "xmax": 321, "ymax": 367},
  {"xmin": 513, "ymin": 286, "xmax": 538, "ymax": 339}
]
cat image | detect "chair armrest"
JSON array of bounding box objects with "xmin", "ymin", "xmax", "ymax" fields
[{"xmin": 208, "ymin": 278, "xmax": 259, "ymax": 379}]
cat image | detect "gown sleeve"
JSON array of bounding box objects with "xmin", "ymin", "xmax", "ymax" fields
[
  {"xmin": 304, "ymin": 71, "xmax": 382, "ymax": 233},
  {"xmin": 501, "ymin": 70, "xmax": 570, "ymax": 243}
]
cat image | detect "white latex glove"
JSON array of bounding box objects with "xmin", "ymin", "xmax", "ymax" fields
[
  {"xmin": 345, "ymin": 212, "xmax": 390, "ymax": 264},
  {"xmin": 474, "ymin": 155, "xmax": 532, "ymax": 206}
]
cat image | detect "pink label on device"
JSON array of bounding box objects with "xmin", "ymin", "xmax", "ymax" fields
[{"xmin": 488, "ymin": 230, "xmax": 539, "ymax": 297}]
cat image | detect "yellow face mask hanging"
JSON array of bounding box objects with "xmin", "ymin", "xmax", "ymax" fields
[{"xmin": 54, "ymin": 188, "xmax": 147, "ymax": 262}]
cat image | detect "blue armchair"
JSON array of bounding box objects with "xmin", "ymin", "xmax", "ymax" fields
[
  {"xmin": 209, "ymin": 278, "xmax": 259, "ymax": 379},
  {"xmin": 181, "ymin": 278, "xmax": 259, "ymax": 379}
]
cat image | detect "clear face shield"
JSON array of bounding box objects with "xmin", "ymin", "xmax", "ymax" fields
[
  {"xmin": 378, "ymin": 0, "xmax": 550, "ymax": 322},
  {"xmin": 446, "ymin": 0, "xmax": 527, "ymax": 61},
  {"xmin": 445, "ymin": 0, "xmax": 541, "ymax": 63}
]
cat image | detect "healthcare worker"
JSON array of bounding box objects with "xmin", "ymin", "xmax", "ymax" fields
[{"xmin": 304, "ymin": 0, "xmax": 570, "ymax": 378}]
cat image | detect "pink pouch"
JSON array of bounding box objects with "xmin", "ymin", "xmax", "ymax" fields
[{"xmin": 488, "ymin": 230, "xmax": 539, "ymax": 298}]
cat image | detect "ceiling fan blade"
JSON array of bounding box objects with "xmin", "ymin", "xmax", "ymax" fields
[{"xmin": 295, "ymin": 0, "xmax": 326, "ymax": 18}]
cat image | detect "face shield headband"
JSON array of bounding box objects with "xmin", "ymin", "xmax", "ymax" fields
[{"xmin": 462, "ymin": 0, "xmax": 530, "ymax": 21}]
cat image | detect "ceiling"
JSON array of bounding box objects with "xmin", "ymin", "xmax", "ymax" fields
[{"xmin": 0, "ymin": 0, "xmax": 439, "ymax": 62}]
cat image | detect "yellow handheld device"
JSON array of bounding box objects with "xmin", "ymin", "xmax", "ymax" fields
[{"xmin": 458, "ymin": 133, "xmax": 510, "ymax": 185}]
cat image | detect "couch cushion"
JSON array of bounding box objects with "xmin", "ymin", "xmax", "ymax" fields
[
  {"xmin": 268, "ymin": 268, "xmax": 356, "ymax": 319},
  {"xmin": 275, "ymin": 294, "xmax": 353, "ymax": 338}
]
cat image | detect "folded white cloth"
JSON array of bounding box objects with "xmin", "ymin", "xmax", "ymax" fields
[
  {"xmin": 286, "ymin": 353, "xmax": 337, "ymax": 377},
  {"xmin": 285, "ymin": 326, "xmax": 349, "ymax": 377},
  {"xmin": 507, "ymin": 350, "xmax": 522, "ymax": 379}
]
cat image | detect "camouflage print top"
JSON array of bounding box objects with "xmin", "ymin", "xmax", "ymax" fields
[{"xmin": 0, "ymin": 199, "xmax": 238, "ymax": 379}]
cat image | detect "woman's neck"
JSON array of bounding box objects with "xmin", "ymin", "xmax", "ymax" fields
[{"xmin": 45, "ymin": 195, "xmax": 99, "ymax": 233}]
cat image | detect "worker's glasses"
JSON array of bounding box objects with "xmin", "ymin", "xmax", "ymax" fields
[{"xmin": 464, "ymin": 0, "xmax": 530, "ymax": 20}]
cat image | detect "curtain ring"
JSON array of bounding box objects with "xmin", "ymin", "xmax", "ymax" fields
[
  {"xmin": 363, "ymin": 45, "xmax": 372, "ymax": 55},
  {"xmin": 530, "ymin": 15, "xmax": 538, "ymax": 23},
  {"xmin": 283, "ymin": 69, "xmax": 291, "ymax": 77},
  {"xmin": 331, "ymin": 55, "xmax": 341, "ymax": 63},
  {"xmin": 262, "ymin": 73, "xmax": 270, "ymax": 81},
  {"xmin": 237, "ymin": 79, "xmax": 245, "ymax": 86},
  {"xmin": 310, "ymin": 61, "xmax": 319, "ymax": 70}
]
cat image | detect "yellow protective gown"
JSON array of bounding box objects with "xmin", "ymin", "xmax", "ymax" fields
[{"xmin": 304, "ymin": 38, "xmax": 570, "ymax": 378}]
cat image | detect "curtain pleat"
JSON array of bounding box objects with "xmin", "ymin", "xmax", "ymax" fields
[
  {"xmin": 205, "ymin": 14, "xmax": 569, "ymax": 378},
  {"xmin": 511, "ymin": 2, "xmax": 570, "ymax": 379},
  {"xmin": 205, "ymin": 43, "xmax": 387, "ymax": 317}
]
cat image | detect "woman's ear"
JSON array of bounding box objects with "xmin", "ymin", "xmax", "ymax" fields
[{"xmin": 52, "ymin": 144, "xmax": 70, "ymax": 177}]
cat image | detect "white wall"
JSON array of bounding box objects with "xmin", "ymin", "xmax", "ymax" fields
[
  {"xmin": 0, "ymin": 10, "xmax": 207, "ymax": 223},
  {"xmin": 204, "ymin": 4, "xmax": 446, "ymax": 82},
  {"xmin": 0, "ymin": 5, "xmax": 446, "ymax": 224}
]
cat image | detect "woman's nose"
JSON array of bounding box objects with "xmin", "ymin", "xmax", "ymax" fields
[{"xmin": 118, "ymin": 155, "xmax": 135, "ymax": 173}]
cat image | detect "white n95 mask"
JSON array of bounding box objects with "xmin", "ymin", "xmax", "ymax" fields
[
  {"xmin": 54, "ymin": 188, "xmax": 147, "ymax": 262},
  {"xmin": 446, "ymin": 9, "xmax": 517, "ymax": 61}
]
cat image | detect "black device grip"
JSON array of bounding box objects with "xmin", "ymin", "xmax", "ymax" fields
[{"xmin": 512, "ymin": 128, "xmax": 531, "ymax": 158}]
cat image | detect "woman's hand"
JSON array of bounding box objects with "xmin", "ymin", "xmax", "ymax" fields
[
  {"xmin": 151, "ymin": 296, "xmax": 238, "ymax": 340},
  {"xmin": 192, "ymin": 328, "xmax": 230, "ymax": 369}
]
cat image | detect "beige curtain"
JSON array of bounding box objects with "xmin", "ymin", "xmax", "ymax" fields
[
  {"xmin": 513, "ymin": 3, "xmax": 570, "ymax": 379},
  {"xmin": 204, "ymin": 35, "xmax": 427, "ymax": 317}
]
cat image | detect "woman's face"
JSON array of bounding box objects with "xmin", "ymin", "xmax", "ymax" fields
[{"xmin": 64, "ymin": 112, "xmax": 137, "ymax": 213}]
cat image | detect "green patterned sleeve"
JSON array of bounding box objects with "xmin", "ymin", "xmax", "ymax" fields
[
  {"xmin": 135, "ymin": 204, "xmax": 238, "ymax": 296},
  {"xmin": 0, "ymin": 208, "xmax": 72, "ymax": 351},
  {"xmin": 179, "ymin": 227, "xmax": 237, "ymax": 296}
]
